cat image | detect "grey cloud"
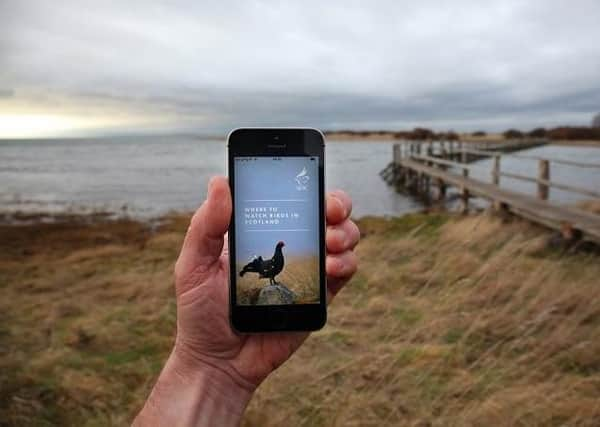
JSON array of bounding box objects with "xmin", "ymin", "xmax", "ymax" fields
[{"xmin": 1, "ymin": 0, "xmax": 600, "ymax": 134}]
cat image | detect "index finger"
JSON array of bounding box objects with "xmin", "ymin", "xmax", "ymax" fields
[{"xmin": 326, "ymin": 190, "xmax": 352, "ymax": 225}]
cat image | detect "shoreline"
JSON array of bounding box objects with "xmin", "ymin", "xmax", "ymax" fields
[
  {"xmin": 2, "ymin": 196, "xmax": 598, "ymax": 227},
  {"xmin": 0, "ymin": 209, "xmax": 410, "ymax": 227},
  {"xmin": 2, "ymin": 201, "xmax": 598, "ymax": 241},
  {"xmin": 2, "ymin": 133, "xmax": 599, "ymax": 147}
]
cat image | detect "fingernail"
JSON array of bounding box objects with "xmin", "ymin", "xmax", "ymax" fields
[{"xmin": 334, "ymin": 196, "xmax": 346, "ymax": 218}]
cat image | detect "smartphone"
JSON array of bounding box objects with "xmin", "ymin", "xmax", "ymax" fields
[{"xmin": 228, "ymin": 128, "xmax": 326, "ymax": 332}]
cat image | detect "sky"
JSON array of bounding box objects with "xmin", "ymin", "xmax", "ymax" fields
[{"xmin": 1, "ymin": 0, "xmax": 599, "ymax": 137}]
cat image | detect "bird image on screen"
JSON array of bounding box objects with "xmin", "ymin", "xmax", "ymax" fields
[{"xmin": 239, "ymin": 241, "xmax": 285, "ymax": 285}]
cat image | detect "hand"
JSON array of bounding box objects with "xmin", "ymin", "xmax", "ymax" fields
[{"xmin": 134, "ymin": 176, "xmax": 359, "ymax": 426}]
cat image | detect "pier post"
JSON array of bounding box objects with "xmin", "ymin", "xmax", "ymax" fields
[
  {"xmin": 424, "ymin": 145, "xmax": 433, "ymax": 199},
  {"xmin": 437, "ymin": 178, "xmax": 446, "ymax": 201},
  {"xmin": 461, "ymin": 168, "xmax": 470, "ymax": 213},
  {"xmin": 392, "ymin": 144, "xmax": 400, "ymax": 183},
  {"xmin": 411, "ymin": 170, "xmax": 418, "ymax": 193},
  {"xmin": 538, "ymin": 159, "xmax": 550, "ymax": 200},
  {"xmin": 492, "ymin": 155, "xmax": 500, "ymax": 186},
  {"xmin": 460, "ymin": 141, "xmax": 467, "ymax": 163}
]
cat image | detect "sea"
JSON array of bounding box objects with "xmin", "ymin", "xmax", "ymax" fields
[{"xmin": 0, "ymin": 136, "xmax": 599, "ymax": 220}]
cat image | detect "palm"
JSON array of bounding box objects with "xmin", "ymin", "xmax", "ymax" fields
[{"xmin": 176, "ymin": 250, "xmax": 307, "ymax": 386}]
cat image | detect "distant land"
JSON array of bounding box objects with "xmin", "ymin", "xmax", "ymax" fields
[{"xmin": 324, "ymin": 126, "xmax": 600, "ymax": 146}]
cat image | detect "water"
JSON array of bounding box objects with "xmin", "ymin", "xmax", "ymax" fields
[
  {"xmin": 0, "ymin": 136, "xmax": 415, "ymax": 219},
  {"xmin": 1, "ymin": 137, "xmax": 598, "ymax": 220}
]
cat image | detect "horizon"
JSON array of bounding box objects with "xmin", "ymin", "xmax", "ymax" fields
[
  {"xmin": 0, "ymin": 123, "xmax": 598, "ymax": 141},
  {"xmin": 1, "ymin": 1, "xmax": 600, "ymax": 138}
]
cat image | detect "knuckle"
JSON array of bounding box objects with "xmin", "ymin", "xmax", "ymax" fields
[
  {"xmin": 345, "ymin": 251, "xmax": 358, "ymax": 274},
  {"xmin": 189, "ymin": 202, "xmax": 206, "ymax": 227},
  {"xmin": 174, "ymin": 259, "xmax": 186, "ymax": 283}
]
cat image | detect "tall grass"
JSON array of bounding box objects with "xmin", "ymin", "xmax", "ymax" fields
[{"xmin": 1, "ymin": 211, "xmax": 599, "ymax": 426}]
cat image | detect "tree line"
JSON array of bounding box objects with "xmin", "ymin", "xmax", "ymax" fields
[
  {"xmin": 325, "ymin": 126, "xmax": 600, "ymax": 140},
  {"xmin": 501, "ymin": 126, "xmax": 600, "ymax": 140}
]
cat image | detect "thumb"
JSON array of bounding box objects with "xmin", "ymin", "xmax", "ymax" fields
[{"xmin": 175, "ymin": 176, "xmax": 231, "ymax": 292}]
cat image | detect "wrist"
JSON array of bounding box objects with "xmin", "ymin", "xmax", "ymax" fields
[
  {"xmin": 172, "ymin": 339, "xmax": 257, "ymax": 396},
  {"xmin": 134, "ymin": 346, "xmax": 254, "ymax": 426}
]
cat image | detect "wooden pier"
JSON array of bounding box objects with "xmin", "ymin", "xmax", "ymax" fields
[{"xmin": 381, "ymin": 139, "xmax": 600, "ymax": 244}]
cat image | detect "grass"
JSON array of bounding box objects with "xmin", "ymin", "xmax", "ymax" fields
[{"xmin": 1, "ymin": 210, "xmax": 600, "ymax": 425}]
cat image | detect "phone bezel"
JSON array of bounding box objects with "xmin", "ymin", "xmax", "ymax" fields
[{"xmin": 227, "ymin": 128, "xmax": 327, "ymax": 332}]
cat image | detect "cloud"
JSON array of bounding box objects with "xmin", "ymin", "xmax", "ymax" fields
[{"xmin": 1, "ymin": 0, "xmax": 600, "ymax": 134}]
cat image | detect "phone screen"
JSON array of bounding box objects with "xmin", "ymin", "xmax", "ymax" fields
[{"xmin": 233, "ymin": 156, "xmax": 320, "ymax": 306}]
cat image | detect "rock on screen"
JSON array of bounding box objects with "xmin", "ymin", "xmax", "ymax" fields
[{"xmin": 234, "ymin": 156, "xmax": 320, "ymax": 305}]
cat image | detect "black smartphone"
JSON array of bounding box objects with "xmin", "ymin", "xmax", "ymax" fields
[{"xmin": 228, "ymin": 128, "xmax": 327, "ymax": 332}]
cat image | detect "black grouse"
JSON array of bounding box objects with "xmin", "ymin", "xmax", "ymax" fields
[{"xmin": 239, "ymin": 241, "xmax": 285, "ymax": 285}]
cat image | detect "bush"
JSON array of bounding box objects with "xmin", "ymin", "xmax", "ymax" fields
[
  {"xmin": 503, "ymin": 129, "xmax": 524, "ymax": 139},
  {"xmin": 546, "ymin": 126, "xmax": 600, "ymax": 140},
  {"xmin": 410, "ymin": 128, "xmax": 436, "ymax": 140},
  {"xmin": 392, "ymin": 129, "xmax": 461, "ymax": 140},
  {"xmin": 472, "ymin": 131, "xmax": 487, "ymax": 137},
  {"xmin": 527, "ymin": 128, "xmax": 547, "ymax": 138}
]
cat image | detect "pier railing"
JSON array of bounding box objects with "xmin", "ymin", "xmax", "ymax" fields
[{"xmin": 381, "ymin": 139, "xmax": 600, "ymax": 243}]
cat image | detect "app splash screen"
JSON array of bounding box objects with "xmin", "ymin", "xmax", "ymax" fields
[{"xmin": 234, "ymin": 156, "xmax": 320, "ymax": 305}]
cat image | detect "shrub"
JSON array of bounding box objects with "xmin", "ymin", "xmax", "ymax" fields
[
  {"xmin": 410, "ymin": 127, "xmax": 436, "ymax": 140},
  {"xmin": 546, "ymin": 126, "xmax": 600, "ymax": 140},
  {"xmin": 503, "ymin": 129, "xmax": 524, "ymax": 139},
  {"xmin": 527, "ymin": 128, "xmax": 547, "ymax": 138}
]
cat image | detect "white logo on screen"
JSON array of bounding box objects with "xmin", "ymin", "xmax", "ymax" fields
[{"xmin": 295, "ymin": 167, "xmax": 309, "ymax": 191}]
